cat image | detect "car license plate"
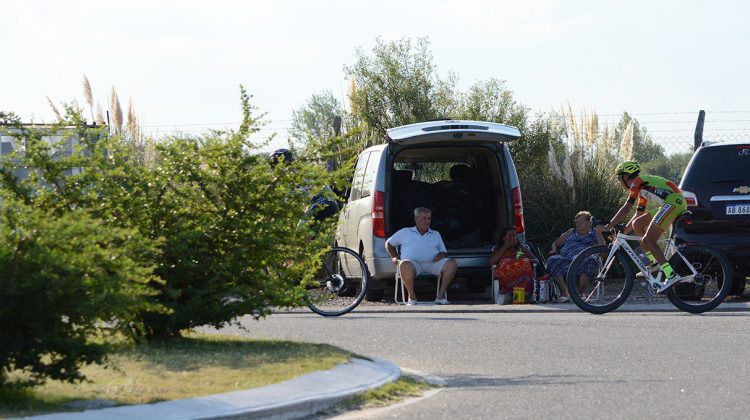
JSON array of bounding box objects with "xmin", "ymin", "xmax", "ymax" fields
[{"xmin": 726, "ymin": 204, "xmax": 750, "ymax": 215}]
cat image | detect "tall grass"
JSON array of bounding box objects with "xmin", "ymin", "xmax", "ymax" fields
[
  {"xmin": 110, "ymin": 86, "xmax": 123, "ymax": 134},
  {"xmin": 82, "ymin": 75, "xmax": 94, "ymax": 123},
  {"xmin": 66, "ymin": 75, "xmax": 153, "ymax": 165},
  {"xmin": 524, "ymin": 105, "xmax": 628, "ymax": 247}
]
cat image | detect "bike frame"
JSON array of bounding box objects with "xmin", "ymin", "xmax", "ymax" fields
[{"xmin": 595, "ymin": 232, "xmax": 698, "ymax": 293}]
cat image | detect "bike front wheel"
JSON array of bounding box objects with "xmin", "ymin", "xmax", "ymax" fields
[
  {"xmin": 305, "ymin": 247, "xmax": 369, "ymax": 317},
  {"xmin": 567, "ymin": 245, "xmax": 634, "ymax": 314},
  {"xmin": 666, "ymin": 244, "xmax": 733, "ymax": 314}
]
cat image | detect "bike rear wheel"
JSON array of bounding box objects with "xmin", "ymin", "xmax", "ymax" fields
[
  {"xmin": 567, "ymin": 245, "xmax": 634, "ymax": 314},
  {"xmin": 305, "ymin": 247, "xmax": 369, "ymax": 317},
  {"xmin": 666, "ymin": 244, "xmax": 733, "ymax": 314}
]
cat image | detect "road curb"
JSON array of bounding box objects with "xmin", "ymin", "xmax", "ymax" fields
[
  {"xmin": 275, "ymin": 301, "xmax": 750, "ymax": 314},
  {"xmin": 25, "ymin": 358, "xmax": 401, "ymax": 420}
]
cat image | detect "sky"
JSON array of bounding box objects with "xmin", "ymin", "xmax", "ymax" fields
[{"xmin": 3, "ymin": 0, "xmax": 749, "ymax": 153}]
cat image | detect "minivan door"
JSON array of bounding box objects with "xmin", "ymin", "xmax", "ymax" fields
[
  {"xmin": 339, "ymin": 152, "xmax": 371, "ymax": 250},
  {"xmin": 387, "ymin": 120, "xmax": 521, "ymax": 145}
]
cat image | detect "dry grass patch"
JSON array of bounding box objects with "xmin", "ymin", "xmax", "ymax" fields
[
  {"xmin": 0, "ymin": 333, "xmax": 354, "ymax": 418},
  {"xmin": 324, "ymin": 376, "xmax": 437, "ymax": 416}
]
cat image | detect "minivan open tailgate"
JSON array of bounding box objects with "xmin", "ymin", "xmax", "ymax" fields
[{"xmin": 387, "ymin": 120, "xmax": 521, "ymax": 145}]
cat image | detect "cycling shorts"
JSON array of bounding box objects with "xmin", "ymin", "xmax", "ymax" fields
[{"xmin": 650, "ymin": 193, "xmax": 688, "ymax": 231}]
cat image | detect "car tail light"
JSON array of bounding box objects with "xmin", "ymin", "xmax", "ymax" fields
[
  {"xmin": 372, "ymin": 190, "xmax": 385, "ymax": 238},
  {"xmin": 683, "ymin": 190, "xmax": 698, "ymax": 206},
  {"xmin": 512, "ymin": 187, "xmax": 525, "ymax": 235}
]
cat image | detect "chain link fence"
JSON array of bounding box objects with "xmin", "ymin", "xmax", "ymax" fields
[{"xmin": 654, "ymin": 132, "xmax": 750, "ymax": 156}]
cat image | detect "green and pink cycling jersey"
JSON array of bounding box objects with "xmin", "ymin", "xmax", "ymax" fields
[{"xmin": 626, "ymin": 174, "xmax": 688, "ymax": 230}]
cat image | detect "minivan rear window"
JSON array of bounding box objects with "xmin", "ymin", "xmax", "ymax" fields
[{"xmin": 682, "ymin": 145, "xmax": 750, "ymax": 185}]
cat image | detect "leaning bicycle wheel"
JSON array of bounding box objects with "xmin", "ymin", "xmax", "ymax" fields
[
  {"xmin": 567, "ymin": 245, "xmax": 634, "ymax": 314},
  {"xmin": 666, "ymin": 244, "xmax": 733, "ymax": 314},
  {"xmin": 305, "ymin": 247, "xmax": 369, "ymax": 317}
]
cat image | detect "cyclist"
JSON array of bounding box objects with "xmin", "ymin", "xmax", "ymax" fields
[
  {"xmin": 268, "ymin": 148, "xmax": 339, "ymax": 222},
  {"xmin": 597, "ymin": 160, "xmax": 688, "ymax": 293}
]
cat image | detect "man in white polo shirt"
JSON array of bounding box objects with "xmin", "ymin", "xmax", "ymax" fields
[{"xmin": 385, "ymin": 207, "xmax": 457, "ymax": 305}]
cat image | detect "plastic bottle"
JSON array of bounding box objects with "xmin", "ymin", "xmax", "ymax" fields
[{"xmin": 539, "ymin": 277, "xmax": 549, "ymax": 303}]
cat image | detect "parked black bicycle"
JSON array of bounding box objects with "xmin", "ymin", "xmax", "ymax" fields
[{"xmin": 304, "ymin": 246, "xmax": 370, "ymax": 316}]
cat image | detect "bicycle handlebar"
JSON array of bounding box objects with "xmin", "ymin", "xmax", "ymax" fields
[{"xmin": 594, "ymin": 222, "xmax": 626, "ymax": 233}]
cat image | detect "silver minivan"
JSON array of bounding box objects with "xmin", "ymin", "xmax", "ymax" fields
[{"xmin": 336, "ymin": 120, "xmax": 525, "ymax": 301}]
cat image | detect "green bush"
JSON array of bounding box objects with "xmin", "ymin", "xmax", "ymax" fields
[
  {"xmin": 0, "ymin": 199, "xmax": 159, "ymax": 388},
  {"xmin": 118, "ymin": 88, "xmax": 348, "ymax": 337},
  {"xmin": 2, "ymin": 89, "xmax": 350, "ymax": 340},
  {"xmin": 135, "ymin": 132, "xmax": 340, "ymax": 337}
]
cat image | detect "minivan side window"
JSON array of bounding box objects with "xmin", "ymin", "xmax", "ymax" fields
[
  {"xmin": 349, "ymin": 152, "xmax": 371, "ymax": 202},
  {"xmin": 361, "ymin": 152, "xmax": 379, "ymax": 198}
]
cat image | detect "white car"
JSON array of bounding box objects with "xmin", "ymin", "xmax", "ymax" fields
[{"xmin": 336, "ymin": 120, "xmax": 526, "ymax": 301}]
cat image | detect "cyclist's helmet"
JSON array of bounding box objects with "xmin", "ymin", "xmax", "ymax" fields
[
  {"xmin": 615, "ymin": 160, "xmax": 640, "ymax": 176},
  {"xmin": 268, "ymin": 148, "xmax": 294, "ymax": 166}
]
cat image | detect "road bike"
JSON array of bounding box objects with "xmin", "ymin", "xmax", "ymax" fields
[
  {"xmin": 304, "ymin": 246, "xmax": 370, "ymax": 317},
  {"xmin": 566, "ymin": 215, "xmax": 733, "ymax": 314}
]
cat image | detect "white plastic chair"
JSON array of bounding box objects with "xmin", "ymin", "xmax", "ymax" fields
[
  {"xmin": 394, "ymin": 260, "xmax": 443, "ymax": 305},
  {"xmin": 490, "ymin": 263, "xmax": 510, "ymax": 304}
]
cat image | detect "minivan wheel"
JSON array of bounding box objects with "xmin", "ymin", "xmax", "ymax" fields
[{"xmin": 365, "ymin": 288, "xmax": 385, "ymax": 302}]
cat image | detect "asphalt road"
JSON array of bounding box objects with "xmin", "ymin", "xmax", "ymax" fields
[{"xmin": 209, "ymin": 303, "xmax": 750, "ymax": 419}]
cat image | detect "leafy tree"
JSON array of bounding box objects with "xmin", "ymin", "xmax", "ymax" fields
[
  {"xmin": 342, "ymin": 38, "xmax": 545, "ymax": 165},
  {"xmin": 613, "ymin": 112, "xmax": 693, "ymax": 181},
  {"xmin": 451, "ymin": 78, "xmax": 550, "ymax": 182},
  {"xmin": 0, "ymin": 111, "xmax": 21, "ymax": 125},
  {"xmin": 642, "ymin": 151, "xmax": 693, "ymax": 183},
  {"xmin": 345, "ymin": 37, "xmax": 451, "ymax": 135},
  {"xmin": 289, "ymin": 91, "xmax": 342, "ymax": 148},
  {"xmin": 455, "ymin": 78, "xmax": 528, "ymax": 127},
  {"xmin": 615, "ymin": 112, "xmax": 665, "ymax": 164},
  {"xmin": 512, "ymin": 115, "xmax": 555, "ymax": 193}
]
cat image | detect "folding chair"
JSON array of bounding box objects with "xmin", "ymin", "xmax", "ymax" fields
[
  {"xmin": 491, "ymin": 262, "xmax": 536, "ymax": 304},
  {"xmin": 394, "ymin": 260, "xmax": 443, "ymax": 305},
  {"xmin": 490, "ymin": 242, "xmax": 544, "ymax": 304},
  {"xmin": 490, "ymin": 263, "xmax": 509, "ymax": 304}
]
